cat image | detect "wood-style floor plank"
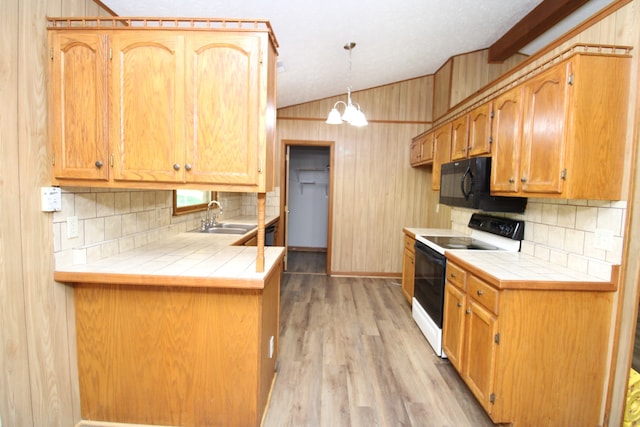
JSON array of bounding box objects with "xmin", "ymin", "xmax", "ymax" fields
[{"xmin": 264, "ymin": 253, "xmax": 496, "ymax": 426}]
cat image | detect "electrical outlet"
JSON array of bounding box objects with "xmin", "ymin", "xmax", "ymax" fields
[
  {"xmin": 67, "ymin": 216, "xmax": 79, "ymax": 239},
  {"xmin": 269, "ymin": 336, "xmax": 275, "ymax": 358}
]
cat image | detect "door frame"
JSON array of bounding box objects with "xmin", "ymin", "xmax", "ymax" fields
[{"xmin": 280, "ymin": 139, "xmax": 334, "ymax": 275}]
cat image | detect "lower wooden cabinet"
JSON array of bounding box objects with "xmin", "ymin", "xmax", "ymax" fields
[
  {"xmin": 442, "ymin": 260, "xmax": 615, "ymax": 426},
  {"xmin": 401, "ymin": 234, "xmax": 415, "ymax": 305}
]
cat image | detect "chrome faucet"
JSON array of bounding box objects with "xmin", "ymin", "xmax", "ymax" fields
[{"xmin": 204, "ymin": 200, "xmax": 222, "ymax": 229}]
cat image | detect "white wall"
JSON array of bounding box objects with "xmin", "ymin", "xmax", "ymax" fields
[{"xmin": 287, "ymin": 146, "xmax": 330, "ymax": 249}]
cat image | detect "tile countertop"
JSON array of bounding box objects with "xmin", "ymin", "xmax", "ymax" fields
[
  {"xmin": 446, "ymin": 251, "xmax": 619, "ymax": 292},
  {"xmin": 54, "ymin": 215, "xmax": 284, "ymax": 289},
  {"xmin": 403, "ymin": 226, "xmax": 618, "ymax": 292},
  {"xmin": 403, "ymin": 227, "xmax": 465, "ymax": 239}
]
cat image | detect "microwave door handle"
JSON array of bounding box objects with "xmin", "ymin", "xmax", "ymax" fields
[{"xmin": 461, "ymin": 166, "xmax": 473, "ymax": 199}]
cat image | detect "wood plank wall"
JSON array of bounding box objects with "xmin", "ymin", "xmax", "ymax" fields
[
  {"xmin": 1, "ymin": 1, "xmax": 109, "ymax": 426},
  {"xmin": 278, "ymin": 77, "xmax": 435, "ymax": 275}
]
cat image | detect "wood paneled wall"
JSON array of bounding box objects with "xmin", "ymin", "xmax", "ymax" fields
[
  {"xmin": 278, "ymin": 77, "xmax": 434, "ymax": 274},
  {"xmin": 1, "ymin": 1, "xmax": 109, "ymax": 426}
]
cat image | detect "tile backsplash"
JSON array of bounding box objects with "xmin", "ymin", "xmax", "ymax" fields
[
  {"xmin": 53, "ymin": 188, "xmax": 280, "ymax": 267},
  {"xmin": 450, "ymin": 198, "xmax": 627, "ymax": 280}
]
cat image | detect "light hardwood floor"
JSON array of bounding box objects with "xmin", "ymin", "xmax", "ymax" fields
[
  {"xmin": 286, "ymin": 250, "xmax": 327, "ymax": 274},
  {"xmin": 263, "ymin": 259, "xmax": 496, "ymax": 427}
]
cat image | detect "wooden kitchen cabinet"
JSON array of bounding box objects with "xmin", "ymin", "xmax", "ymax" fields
[
  {"xmin": 450, "ymin": 114, "xmax": 469, "ymax": 161},
  {"xmin": 491, "ymin": 53, "xmax": 630, "ymax": 200},
  {"xmin": 442, "ymin": 259, "xmax": 615, "ymax": 426},
  {"xmin": 490, "ymin": 86, "xmax": 523, "ymax": 193},
  {"xmin": 47, "ymin": 18, "xmax": 278, "ymax": 192},
  {"xmin": 184, "ymin": 33, "xmax": 262, "ymax": 186},
  {"xmin": 48, "ymin": 30, "xmax": 109, "ymax": 181},
  {"xmin": 431, "ymin": 122, "xmax": 452, "ymax": 191},
  {"xmin": 410, "ymin": 130, "xmax": 434, "ymax": 166},
  {"xmin": 467, "ymin": 102, "xmax": 493, "ymax": 158},
  {"xmin": 110, "ymin": 31, "xmax": 185, "ymax": 183},
  {"xmin": 401, "ymin": 234, "xmax": 415, "ymax": 304}
]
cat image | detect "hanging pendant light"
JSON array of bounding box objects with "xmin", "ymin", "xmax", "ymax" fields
[{"xmin": 326, "ymin": 42, "xmax": 368, "ymax": 127}]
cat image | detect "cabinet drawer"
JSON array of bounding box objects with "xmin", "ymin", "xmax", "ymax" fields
[
  {"xmin": 446, "ymin": 262, "xmax": 466, "ymax": 290},
  {"xmin": 468, "ymin": 275, "xmax": 499, "ymax": 315},
  {"xmin": 404, "ymin": 235, "xmax": 415, "ymax": 253}
]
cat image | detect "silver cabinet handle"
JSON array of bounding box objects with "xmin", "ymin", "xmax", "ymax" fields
[
  {"xmin": 173, "ymin": 163, "xmax": 181, "ymax": 171},
  {"xmin": 509, "ymin": 178, "xmax": 515, "ymax": 183},
  {"xmin": 466, "ymin": 308, "xmax": 471, "ymax": 314},
  {"xmin": 521, "ymin": 177, "xmax": 527, "ymax": 183},
  {"xmin": 95, "ymin": 160, "xmax": 103, "ymax": 168},
  {"xmin": 457, "ymin": 302, "xmax": 463, "ymax": 308},
  {"xmin": 185, "ymin": 163, "xmax": 192, "ymax": 171},
  {"xmin": 477, "ymin": 290, "xmax": 484, "ymax": 296}
]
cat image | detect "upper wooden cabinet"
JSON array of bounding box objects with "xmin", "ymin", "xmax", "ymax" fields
[
  {"xmin": 412, "ymin": 47, "xmax": 630, "ymax": 201},
  {"xmin": 467, "ymin": 102, "xmax": 493, "ymax": 158},
  {"xmin": 450, "ymin": 114, "xmax": 469, "ymax": 161},
  {"xmin": 491, "ymin": 53, "xmax": 630, "ymax": 200},
  {"xmin": 110, "ymin": 32, "xmax": 185, "ymax": 183},
  {"xmin": 410, "ymin": 131, "xmax": 434, "ymax": 166},
  {"xmin": 431, "ymin": 122, "xmax": 452, "ymax": 191},
  {"xmin": 47, "ymin": 18, "xmax": 278, "ymax": 192},
  {"xmin": 184, "ymin": 34, "xmax": 262, "ymax": 186},
  {"xmin": 49, "ymin": 31, "xmax": 109, "ymax": 181},
  {"xmin": 451, "ymin": 102, "xmax": 493, "ymax": 161}
]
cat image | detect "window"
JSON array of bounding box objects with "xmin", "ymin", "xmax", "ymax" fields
[{"xmin": 173, "ymin": 190, "xmax": 215, "ymax": 215}]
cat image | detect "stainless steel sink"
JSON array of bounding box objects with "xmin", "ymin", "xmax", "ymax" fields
[{"xmin": 190, "ymin": 223, "xmax": 255, "ymax": 235}]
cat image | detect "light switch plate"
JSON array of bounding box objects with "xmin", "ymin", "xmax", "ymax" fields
[{"xmin": 41, "ymin": 187, "xmax": 61, "ymax": 212}]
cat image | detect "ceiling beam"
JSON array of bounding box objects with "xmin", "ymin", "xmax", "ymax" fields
[{"xmin": 488, "ymin": 0, "xmax": 590, "ymax": 63}]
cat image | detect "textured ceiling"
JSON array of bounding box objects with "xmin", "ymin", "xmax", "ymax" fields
[{"xmin": 100, "ymin": 0, "xmax": 613, "ymax": 108}]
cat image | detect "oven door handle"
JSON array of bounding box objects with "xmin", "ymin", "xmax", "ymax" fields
[{"xmin": 414, "ymin": 243, "xmax": 446, "ymax": 268}]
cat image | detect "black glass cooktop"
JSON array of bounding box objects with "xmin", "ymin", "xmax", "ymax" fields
[{"xmin": 422, "ymin": 236, "xmax": 501, "ymax": 250}]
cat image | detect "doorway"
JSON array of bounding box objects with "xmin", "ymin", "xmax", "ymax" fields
[{"xmin": 281, "ymin": 140, "xmax": 334, "ymax": 275}]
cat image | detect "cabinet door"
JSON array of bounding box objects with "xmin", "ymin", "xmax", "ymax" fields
[
  {"xmin": 468, "ymin": 102, "xmax": 492, "ymax": 158},
  {"xmin": 464, "ymin": 299, "xmax": 498, "ymax": 414},
  {"xmin": 420, "ymin": 133, "xmax": 434, "ymax": 164},
  {"xmin": 401, "ymin": 248, "xmax": 415, "ymax": 304},
  {"xmin": 450, "ymin": 115, "xmax": 469, "ymax": 161},
  {"xmin": 431, "ymin": 123, "xmax": 452, "ymax": 191},
  {"xmin": 491, "ymin": 87, "xmax": 523, "ymax": 193},
  {"xmin": 442, "ymin": 283, "xmax": 466, "ymax": 371},
  {"xmin": 49, "ymin": 31, "xmax": 109, "ymax": 181},
  {"xmin": 521, "ymin": 63, "xmax": 569, "ymax": 194},
  {"xmin": 185, "ymin": 34, "xmax": 260, "ymax": 185},
  {"xmin": 111, "ymin": 32, "xmax": 185, "ymax": 182},
  {"xmin": 410, "ymin": 140, "xmax": 421, "ymax": 166}
]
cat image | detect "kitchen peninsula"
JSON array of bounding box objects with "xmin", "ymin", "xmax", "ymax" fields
[{"xmin": 55, "ymin": 229, "xmax": 285, "ymax": 427}]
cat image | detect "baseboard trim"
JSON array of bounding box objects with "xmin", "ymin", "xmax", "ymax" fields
[
  {"xmin": 76, "ymin": 421, "xmax": 178, "ymax": 427},
  {"xmin": 329, "ymin": 271, "xmax": 402, "ymax": 279},
  {"xmin": 287, "ymin": 246, "xmax": 327, "ymax": 252}
]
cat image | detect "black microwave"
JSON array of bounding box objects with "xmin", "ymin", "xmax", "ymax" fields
[{"xmin": 439, "ymin": 157, "xmax": 527, "ymax": 213}]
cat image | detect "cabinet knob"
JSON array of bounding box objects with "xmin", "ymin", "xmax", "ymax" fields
[
  {"xmin": 477, "ymin": 290, "xmax": 484, "ymax": 296},
  {"xmin": 95, "ymin": 160, "xmax": 103, "ymax": 168},
  {"xmin": 466, "ymin": 308, "xmax": 471, "ymax": 315},
  {"xmin": 521, "ymin": 177, "xmax": 527, "ymax": 183},
  {"xmin": 457, "ymin": 302, "xmax": 463, "ymax": 308},
  {"xmin": 509, "ymin": 178, "xmax": 515, "ymax": 183},
  {"xmin": 185, "ymin": 163, "xmax": 192, "ymax": 171},
  {"xmin": 450, "ymin": 273, "xmax": 456, "ymax": 278},
  {"xmin": 173, "ymin": 163, "xmax": 181, "ymax": 171}
]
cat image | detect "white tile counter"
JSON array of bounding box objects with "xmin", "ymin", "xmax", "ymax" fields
[{"xmin": 446, "ymin": 250, "xmax": 618, "ymax": 291}]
